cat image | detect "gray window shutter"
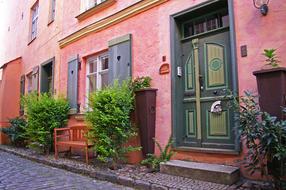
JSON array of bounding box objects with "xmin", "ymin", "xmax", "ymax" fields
[
  {"xmin": 108, "ymin": 34, "xmax": 132, "ymax": 84},
  {"xmin": 32, "ymin": 66, "xmax": 39, "ymax": 92},
  {"xmin": 67, "ymin": 57, "xmax": 79, "ymax": 113}
]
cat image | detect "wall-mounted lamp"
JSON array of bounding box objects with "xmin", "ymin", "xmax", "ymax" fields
[{"xmin": 253, "ymin": 0, "xmax": 270, "ymax": 16}]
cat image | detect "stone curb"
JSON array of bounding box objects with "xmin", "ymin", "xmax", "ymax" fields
[{"xmin": 0, "ymin": 146, "xmax": 167, "ymax": 190}]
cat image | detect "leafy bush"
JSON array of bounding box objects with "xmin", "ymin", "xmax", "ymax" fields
[
  {"xmin": 23, "ymin": 93, "xmax": 70, "ymax": 153},
  {"xmin": 235, "ymin": 91, "xmax": 286, "ymax": 189},
  {"xmin": 0, "ymin": 117, "xmax": 27, "ymax": 146},
  {"xmin": 141, "ymin": 137, "xmax": 175, "ymax": 171},
  {"xmin": 86, "ymin": 80, "xmax": 139, "ymax": 168},
  {"xmin": 130, "ymin": 76, "xmax": 152, "ymax": 92}
]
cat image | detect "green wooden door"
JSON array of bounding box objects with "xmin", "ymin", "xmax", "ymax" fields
[{"xmin": 176, "ymin": 31, "xmax": 235, "ymax": 150}]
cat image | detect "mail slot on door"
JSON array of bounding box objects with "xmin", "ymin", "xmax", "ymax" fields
[{"xmin": 210, "ymin": 101, "xmax": 222, "ymax": 114}]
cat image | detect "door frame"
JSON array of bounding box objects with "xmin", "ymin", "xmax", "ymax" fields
[{"xmin": 170, "ymin": 0, "xmax": 240, "ymax": 152}]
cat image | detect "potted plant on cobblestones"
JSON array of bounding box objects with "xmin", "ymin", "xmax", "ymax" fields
[
  {"xmin": 253, "ymin": 49, "xmax": 286, "ymax": 119},
  {"xmin": 131, "ymin": 76, "xmax": 158, "ymax": 158}
]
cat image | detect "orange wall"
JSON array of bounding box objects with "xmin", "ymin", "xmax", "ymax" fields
[{"xmin": 0, "ymin": 58, "xmax": 22, "ymax": 144}]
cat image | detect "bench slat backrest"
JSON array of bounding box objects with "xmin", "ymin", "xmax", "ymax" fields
[{"xmin": 70, "ymin": 126, "xmax": 87, "ymax": 142}]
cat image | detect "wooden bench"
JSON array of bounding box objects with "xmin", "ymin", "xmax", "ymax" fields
[{"xmin": 54, "ymin": 125, "xmax": 93, "ymax": 164}]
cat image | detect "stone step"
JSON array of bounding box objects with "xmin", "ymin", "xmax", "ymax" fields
[{"xmin": 160, "ymin": 160, "xmax": 240, "ymax": 185}]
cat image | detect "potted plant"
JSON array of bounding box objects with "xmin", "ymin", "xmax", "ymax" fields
[
  {"xmin": 253, "ymin": 49, "xmax": 286, "ymax": 119},
  {"xmin": 131, "ymin": 76, "xmax": 158, "ymax": 158}
]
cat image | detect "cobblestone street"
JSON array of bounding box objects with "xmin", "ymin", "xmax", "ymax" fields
[{"xmin": 0, "ymin": 151, "xmax": 132, "ymax": 190}]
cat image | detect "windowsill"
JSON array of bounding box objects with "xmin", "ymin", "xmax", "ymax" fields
[
  {"xmin": 76, "ymin": 0, "xmax": 116, "ymax": 21},
  {"xmin": 27, "ymin": 37, "xmax": 36, "ymax": 46}
]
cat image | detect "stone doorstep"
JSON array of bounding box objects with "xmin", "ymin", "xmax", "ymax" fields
[{"xmin": 160, "ymin": 160, "xmax": 240, "ymax": 185}]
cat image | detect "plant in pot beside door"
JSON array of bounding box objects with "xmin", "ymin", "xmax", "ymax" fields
[
  {"xmin": 131, "ymin": 76, "xmax": 158, "ymax": 158},
  {"xmin": 253, "ymin": 49, "xmax": 286, "ymax": 120}
]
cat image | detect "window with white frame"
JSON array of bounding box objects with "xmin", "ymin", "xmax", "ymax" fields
[
  {"xmin": 48, "ymin": 0, "xmax": 56, "ymax": 23},
  {"xmin": 80, "ymin": 0, "xmax": 107, "ymax": 12},
  {"xmin": 86, "ymin": 53, "xmax": 109, "ymax": 99},
  {"xmin": 26, "ymin": 73, "xmax": 33, "ymax": 93},
  {"xmin": 31, "ymin": 1, "xmax": 39, "ymax": 40}
]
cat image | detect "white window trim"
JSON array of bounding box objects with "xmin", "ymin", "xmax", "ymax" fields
[
  {"xmin": 31, "ymin": 2, "xmax": 39, "ymax": 40},
  {"xmin": 80, "ymin": 0, "xmax": 106, "ymax": 12},
  {"xmin": 85, "ymin": 53, "xmax": 108, "ymax": 109}
]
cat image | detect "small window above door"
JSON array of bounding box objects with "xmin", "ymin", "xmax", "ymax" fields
[{"xmin": 182, "ymin": 9, "xmax": 229, "ymax": 39}]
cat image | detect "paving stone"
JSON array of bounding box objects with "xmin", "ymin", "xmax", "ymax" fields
[
  {"xmin": 150, "ymin": 184, "xmax": 168, "ymax": 190},
  {"xmin": 134, "ymin": 179, "xmax": 151, "ymax": 190},
  {"xmin": 0, "ymin": 150, "xmax": 133, "ymax": 190},
  {"xmin": 117, "ymin": 176, "xmax": 134, "ymax": 187}
]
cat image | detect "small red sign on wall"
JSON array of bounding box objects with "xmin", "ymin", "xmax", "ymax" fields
[{"xmin": 159, "ymin": 63, "xmax": 170, "ymax": 75}]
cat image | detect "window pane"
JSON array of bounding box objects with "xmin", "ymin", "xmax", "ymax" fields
[
  {"xmin": 88, "ymin": 74, "xmax": 97, "ymax": 93},
  {"xmin": 89, "ymin": 60, "xmax": 97, "ymax": 73},
  {"xmin": 206, "ymin": 15, "xmax": 218, "ymax": 31},
  {"xmin": 221, "ymin": 14, "xmax": 229, "ymax": 27},
  {"xmin": 101, "ymin": 72, "xmax": 108, "ymax": 88},
  {"xmin": 183, "ymin": 22, "xmax": 193, "ymax": 38},
  {"xmin": 101, "ymin": 56, "xmax": 108, "ymax": 70},
  {"xmin": 194, "ymin": 19, "xmax": 205, "ymax": 35}
]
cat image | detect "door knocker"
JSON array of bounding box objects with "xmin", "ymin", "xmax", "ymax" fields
[{"xmin": 210, "ymin": 101, "xmax": 222, "ymax": 114}]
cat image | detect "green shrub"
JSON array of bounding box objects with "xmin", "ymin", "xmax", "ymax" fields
[
  {"xmin": 86, "ymin": 80, "xmax": 139, "ymax": 168},
  {"xmin": 234, "ymin": 91, "xmax": 286, "ymax": 189},
  {"xmin": 23, "ymin": 93, "xmax": 70, "ymax": 153},
  {"xmin": 141, "ymin": 137, "xmax": 175, "ymax": 171},
  {"xmin": 130, "ymin": 76, "xmax": 152, "ymax": 92},
  {"xmin": 0, "ymin": 117, "xmax": 27, "ymax": 146}
]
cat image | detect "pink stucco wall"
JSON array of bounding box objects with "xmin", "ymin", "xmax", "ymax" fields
[{"xmin": 234, "ymin": 1, "xmax": 286, "ymax": 94}]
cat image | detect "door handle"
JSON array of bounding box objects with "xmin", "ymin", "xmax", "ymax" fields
[{"xmin": 199, "ymin": 75, "xmax": 204, "ymax": 90}]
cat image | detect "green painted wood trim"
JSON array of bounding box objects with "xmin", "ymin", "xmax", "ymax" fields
[
  {"xmin": 192, "ymin": 38, "xmax": 201, "ymax": 140},
  {"xmin": 185, "ymin": 110, "xmax": 196, "ymax": 138},
  {"xmin": 108, "ymin": 34, "xmax": 132, "ymax": 47},
  {"xmin": 228, "ymin": 0, "xmax": 240, "ymax": 152},
  {"xmin": 170, "ymin": 16, "xmax": 181, "ymax": 147},
  {"xmin": 184, "ymin": 55, "xmax": 194, "ymax": 90}
]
